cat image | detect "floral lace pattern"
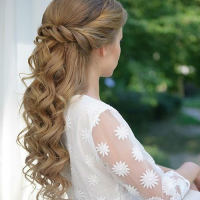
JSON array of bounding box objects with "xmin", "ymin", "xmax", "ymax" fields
[
  {"xmin": 140, "ymin": 169, "xmax": 159, "ymax": 189},
  {"xmin": 131, "ymin": 144, "xmax": 144, "ymax": 162},
  {"xmin": 64, "ymin": 95, "xmax": 191, "ymax": 200}
]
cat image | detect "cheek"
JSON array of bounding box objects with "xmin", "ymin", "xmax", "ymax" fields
[
  {"xmin": 116, "ymin": 44, "xmax": 121, "ymax": 59},
  {"xmin": 108, "ymin": 42, "xmax": 121, "ymax": 67},
  {"xmin": 118, "ymin": 46, "xmax": 121, "ymax": 56}
]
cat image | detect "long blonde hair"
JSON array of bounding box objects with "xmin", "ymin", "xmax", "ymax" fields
[{"xmin": 16, "ymin": 0, "xmax": 127, "ymax": 199}]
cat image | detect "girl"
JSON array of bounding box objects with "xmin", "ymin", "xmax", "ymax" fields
[{"xmin": 17, "ymin": 0, "xmax": 200, "ymax": 199}]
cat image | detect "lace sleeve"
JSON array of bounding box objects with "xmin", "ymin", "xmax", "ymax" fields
[{"xmin": 90, "ymin": 108, "xmax": 190, "ymax": 200}]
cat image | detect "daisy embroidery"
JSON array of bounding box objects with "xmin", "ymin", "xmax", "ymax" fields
[
  {"xmin": 96, "ymin": 142, "xmax": 110, "ymax": 157},
  {"xmin": 87, "ymin": 174, "xmax": 101, "ymax": 186},
  {"xmin": 85, "ymin": 102, "xmax": 101, "ymax": 127},
  {"xmin": 74, "ymin": 188, "xmax": 85, "ymax": 200},
  {"xmin": 85, "ymin": 155, "xmax": 97, "ymax": 167},
  {"xmin": 81, "ymin": 128, "xmax": 91, "ymax": 144},
  {"xmin": 114, "ymin": 124, "xmax": 129, "ymax": 140},
  {"xmin": 162, "ymin": 174, "xmax": 177, "ymax": 196},
  {"xmin": 91, "ymin": 116, "xmax": 101, "ymax": 127},
  {"xmin": 112, "ymin": 161, "xmax": 130, "ymax": 177},
  {"xmin": 122, "ymin": 184, "xmax": 139, "ymax": 196},
  {"xmin": 131, "ymin": 144, "xmax": 144, "ymax": 162},
  {"xmin": 66, "ymin": 115, "xmax": 71, "ymax": 130},
  {"xmin": 147, "ymin": 197, "xmax": 164, "ymax": 200},
  {"xmin": 86, "ymin": 102, "xmax": 100, "ymax": 116},
  {"xmin": 140, "ymin": 169, "xmax": 159, "ymax": 189}
]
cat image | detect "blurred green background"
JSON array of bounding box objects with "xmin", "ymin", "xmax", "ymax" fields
[{"xmin": 100, "ymin": 0, "xmax": 200, "ymax": 169}]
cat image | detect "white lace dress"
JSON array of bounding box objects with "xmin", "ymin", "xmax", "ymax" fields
[{"xmin": 61, "ymin": 94, "xmax": 200, "ymax": 200}]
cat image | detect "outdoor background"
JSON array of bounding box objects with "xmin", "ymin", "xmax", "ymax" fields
[
  {"xmin": 0, "ymin": 0, "xmax": 199, "ymax": 200},
  {"xmin": 104, "ymin": 0, "xmax": 200, "ymax": 170}
]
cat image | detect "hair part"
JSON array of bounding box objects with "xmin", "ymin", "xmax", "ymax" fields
[{"xmin": 17, "ymin": 0, "xmax": 127, "ymax": 199}]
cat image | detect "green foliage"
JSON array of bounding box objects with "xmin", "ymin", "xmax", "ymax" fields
[
  {"xmin": 106, "ymin": 91, "xmax": 182, "ymax": 127},
  {"xmin": 140, "ymin": 131, "xmax": 200, "ymax": 154},
  {"xmin": 177, "ymin": 113, "xmax": 200, "ymax": 125},
  {"xmin": 153, "ymin": 92, "xmax": 182, "ymax": 120},
  {"xmin": 183, "ymin": 96, "xmax": 200, "ymax": 108},
  {"xmin": 99, "ymin": 0, "xmax": 200, "ymax": 141},
  {"xmin": 101, "ymin": 0, "xmax": 200, "ymax": 101}
]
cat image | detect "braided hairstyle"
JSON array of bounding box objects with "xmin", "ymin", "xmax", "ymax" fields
[{"xmin": 16, "ymin": 0, "xmax": 127, "ymax": 199}]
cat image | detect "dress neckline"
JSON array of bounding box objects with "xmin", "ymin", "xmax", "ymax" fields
[{"xmin": 72, "ymin": 94, "xmax": 103, "ymax": 102}]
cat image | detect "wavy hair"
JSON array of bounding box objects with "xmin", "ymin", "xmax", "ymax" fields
[{"xmin": 16, "ymin": 0, "xmax": 127, "ymax": 199}]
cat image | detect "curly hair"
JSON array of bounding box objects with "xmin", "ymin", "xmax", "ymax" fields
[{"xmin": 16, "ymin": 0, "xmax": 127, "ymax": 199}]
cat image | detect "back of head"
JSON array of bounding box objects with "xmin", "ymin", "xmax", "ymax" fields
[
  {"xmin": 39, "ymin": 0, "xmax": 127, "ymax": 51},
  {"xmin": 17, "ymin": 0, "xmax": 127, "ymax": 199}
]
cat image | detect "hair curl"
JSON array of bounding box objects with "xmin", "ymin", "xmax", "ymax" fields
[{"xmin": 16, "ymin": 0, "xmax": 127, "ymax": 199}]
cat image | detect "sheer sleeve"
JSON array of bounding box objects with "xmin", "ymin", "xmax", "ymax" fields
[{"xmin": 91, "ymin": 108, "xmax": 191, "ymax": 200}]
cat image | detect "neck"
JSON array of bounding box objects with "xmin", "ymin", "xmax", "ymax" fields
[{"xmin": 85, "ymin": 68, "xmax": 101, "ymax": 101}]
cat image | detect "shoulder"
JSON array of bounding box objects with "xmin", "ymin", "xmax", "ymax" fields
[
  {"xmin": 70, "ymin": 94, "xmax": 116, "ymax": 112},
  {"xmin": 69, "ymin": 95, "xmax": 119, "ymax": 126}
]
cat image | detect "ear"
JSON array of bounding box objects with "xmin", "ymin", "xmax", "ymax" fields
[{"xmin": 99, "ymin": 45, "xmax": 108, "ymax": 57}]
